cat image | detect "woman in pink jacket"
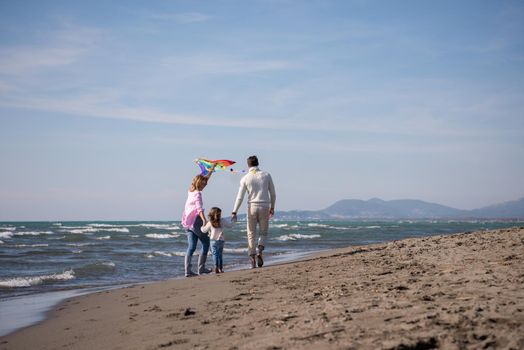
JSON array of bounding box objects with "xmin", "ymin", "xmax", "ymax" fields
[{"xmin": 181, "ymin": 164, "xmax": 216, "ymax": 277}]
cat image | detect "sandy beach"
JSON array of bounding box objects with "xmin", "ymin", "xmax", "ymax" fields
[{"xmin": 1, "ymin": 227, "xmax": 523, "ymax": 350}]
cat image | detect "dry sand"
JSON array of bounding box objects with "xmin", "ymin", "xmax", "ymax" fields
[{"xmin": 1, "ymin": 227, "xmax": 523, "ymax": 350}]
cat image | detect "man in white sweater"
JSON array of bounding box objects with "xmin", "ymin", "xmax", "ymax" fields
[{"xmin": 231, "ymin": 156, "xmax": 276, "ymax": 268}]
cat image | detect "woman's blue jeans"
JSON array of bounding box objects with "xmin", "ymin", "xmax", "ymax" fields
[
  {"xmin": 211, "ymin": 239, "xmax": 225, "ymax": 270},
  {"xmin": 185, "ymin": 216, "xmax": 210, "ymax": 275}
]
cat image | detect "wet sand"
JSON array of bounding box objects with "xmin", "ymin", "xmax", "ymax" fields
[{"xmin": 1, "ymin": 227, "xmax": 523, "ymax": 350}]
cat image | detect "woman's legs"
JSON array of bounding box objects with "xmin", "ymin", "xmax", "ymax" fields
[
  {"xmin": 185, "ymin": 230, "xmax": 198, "ymax": 276},
  {"xmin": 198, "ymin": 234, "xmax": 210, "ymax": 274}
]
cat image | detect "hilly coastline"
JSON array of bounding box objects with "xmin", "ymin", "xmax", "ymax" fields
[{"xmin": 274, "ymin": 197, "xmax": 524, "ymax": 220}]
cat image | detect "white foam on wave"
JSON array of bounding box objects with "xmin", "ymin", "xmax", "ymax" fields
[
  {"xmin": 145, "ymin": 233, "xmax": 180, "ymax": 239},
  {"xmin": 275, "ymin": 233, "xmax": 321, "ymax": 241},
  {"xmin": 0, "ymin": 240, "xmax": 4, "ymax": 244},
  {"xmin": 60, "ymin": 228, "xmax": 97, "ymax": 234},
  {"xmin": 96, "ymin": 235, "xmax": 111, "ymax": 240},
  {"xmin": 13, "ymin": 244, "xmax": 49, "ymax": 248},
  {"xmin": 0, "ymin": 270, "xmax": 75, "ymax": 288},
  {"xmin": 61, "ymin": 227, "xmax": 129, "ymax": 234},
  {"xmin": 307, "ymin": 223, "xmax": 329, "ymax": 228},
  {"xmin": 65, "ymin": 243, "xmax": 94, "ymax": 247},
  {"xmin": 88, "ymin": 224, "xmax": 133, "ymax": 229},
  {"xmin": 224, "ymin": 247, "xmax": 248, "ymax": 253},
  {"xmin": 271, "ymin": 224, "xmax": 289, "ymax": 228},
  {"xmin": 14, "ymin": 231, "xmax": 54, "ymax": 236},
  {"xmin": 365, "ymin": 226, "xmax": 381, "ymax": 229},
  {"xmin": 0, "ymin": 226, "xmax": 16, "ymax": 231},
  {"xmin": 47, "ymin": 236, "xmax": 66, "ymax": 240},
  {"xmin": 71, "ymin": 249, "xmax": 83, "ymax": 254},
  {"xmin": 138, "ymin": 223, "xmax": 181, "ymax": 230},
  {"xmin": 153, "ymin": 251, "xmax": 172, "ymax": 257},
  {"xmin": 102, "ymin": 228, "xmax": 129, "ymax": 233},
  {"xmin": 0, "ymin": 232, "xmax": 13, "ymax": 239},
  {"xmin": 101, "ymin": 262, "xmax": 115, "ymax": 267}
]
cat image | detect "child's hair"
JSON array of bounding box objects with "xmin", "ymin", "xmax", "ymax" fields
[
  {"xmin": 191, "ymin": 174, "xmax": 208, "ymax": 191},
  {"xmin": 208, "ymin": 207, "xmax": 222, "ymax": 228}
]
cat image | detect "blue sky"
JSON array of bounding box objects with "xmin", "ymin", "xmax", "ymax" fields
[{"xmin": 1, "ymin": 0, "xmax": 523, "ymax": 220}]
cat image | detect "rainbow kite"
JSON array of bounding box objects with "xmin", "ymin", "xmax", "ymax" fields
[{"xmin": 194, "ymin": 158, "xmax": 236, "ymax": 176}]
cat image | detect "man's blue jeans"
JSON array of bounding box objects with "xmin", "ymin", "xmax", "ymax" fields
[{"xmin": 210, "ymin": 239, "xmax": 225, "ymax": 270}]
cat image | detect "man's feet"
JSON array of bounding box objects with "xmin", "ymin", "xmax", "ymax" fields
[
  {"xmin": 250, "ymin": 256, "xmax": 257, "ymax": 269},
  {"xmin": 219, "ymin": 269, "xmax": 224, "ymax": 273},
  {"xmin": 185, "ymin": 271, "xmax": 198, "ymax": 277},
  {"xmin": 214, "ymin": 267, "xmax": 220, "ymax": 274},
  {"xmin": 256, "ymin": 253, "xmax": 264, "ymax": 267}
]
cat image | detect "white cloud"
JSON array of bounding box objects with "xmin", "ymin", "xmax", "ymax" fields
[
  {"xmin": 0, "ymin": 24, "xmax": 101, "ymax": 75},
  {"xmin": 162, "ymin": 54, "xmax": 301, "ymax": 75},
  {"xmin": 148, "ymin": 12, "xmax": 212, "ymax": 23}
]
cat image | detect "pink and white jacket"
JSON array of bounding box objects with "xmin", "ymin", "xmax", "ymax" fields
[{"xmin": 181, "ymin": 190, "xmax": 204, "ymax": 230}]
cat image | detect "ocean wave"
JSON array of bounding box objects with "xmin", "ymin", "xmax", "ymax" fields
[
  {"xmin": 88, "ymin": 223, "xmax": 124, "ymax": 228},
  {"xmin": 12, "ymin": 244, "xmax": 49, "ymax": 248},
  {"xmin": 145, "ymin": 233, "xmax": 180, "ymax": 239},
  {"xmin": 275, "ymin": 234, "xmax": 321, "ymax": 241},
  {"xmin": 224, "ymin": 247, "xmax": 248, "ymax": 253},
  {"xmin": 61, "ymin": 227, "xmax": 129, "ymax": 234},
  {"xmin": 0, "ymin": 240, "xmax": 4, "ymax": 244},
  {"xmin": 14, "ymin": 231, "xmax": 54, "ymax": 236},
  {"xmin": 0, "ymin": 226, "xmax": 16, "ymax": 231},
  {"xmin": 153, "ymin": 251, "xmax": 172, "ymax": 257},
  {"xmin": 271, "ymin": 224, "xmax": 289, "ymax": 228},
  {"xmin": 307, "ymin": 223, "xmax": 330, "ymax": 228},
  {"xmin": 0, "ymin": 232, "xmax": 13, "ymax": 239},
  {"xmin": 96, "ymin": 235, "xmax": 111, "ymax": 240},
  {"xmin": 365, "ymin": 226, "xmax": 381, "ymax": 229},
  {"xmin": 47, "ymin": 235, "xmax": 66, "ymax": 240},
  {"xmin": 138, "ymin": 223, "xmax": 181, "ymax": 230},
  {"xmin": 0, "ymin": 270, "xmax": 75, "ymax": 288},
  {"xmin": 71, "ymin": 249, "xmax": 83, "ymax": 254},
  {"xmin": 74, "ymin": 262, "xmax": 116, "ymax": 277},
  {"xmin": 65, "ymin": 242, "xmax": 95, "ymax": 247}
]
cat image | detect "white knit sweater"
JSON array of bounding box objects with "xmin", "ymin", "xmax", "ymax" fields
[{"xmin": 232, "ymin": 167, "xmax": 276, "ymax": 213}]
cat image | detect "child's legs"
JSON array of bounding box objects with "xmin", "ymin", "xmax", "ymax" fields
[
  {"xmin": 217, "ymin": 240, "xmax": 225, "ymax": 270},
  {"xmin": 210, "ymin": 240, "xmax": 219, "ymax": 267}
]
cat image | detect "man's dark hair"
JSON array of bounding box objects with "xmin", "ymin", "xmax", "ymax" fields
[{"xmin": 247, "ymin": 155, "xmax": 259, "ymax": 167}]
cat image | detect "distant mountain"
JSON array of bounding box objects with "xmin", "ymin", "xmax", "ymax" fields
[
  {"xmin": 322, "ymin": 198, "xmax": 468, "ymax": 219},
  {"xmin": 273, "ymin": 197, "xmax": 524, "ymax": 220},
  {"xmin": 468, "ymin": 198, "xmax": 524, "ymax": 219}
]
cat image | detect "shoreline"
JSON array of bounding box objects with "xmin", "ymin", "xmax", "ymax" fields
[
  {"xmin": 1, "ymin": 227, "xmax": 523, "ymax": 349},
  {"xmin": 0, "ymin": 249, "xmax": 318, "ymax": 337}
]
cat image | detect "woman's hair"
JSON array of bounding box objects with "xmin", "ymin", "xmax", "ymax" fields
[
  {"xmin": 191, "ymin": 174, "xmax": 208, "ymax": 191},
  {"xmin": 208, "ymin": 207, "xmax": 222, "ymax": 228}
]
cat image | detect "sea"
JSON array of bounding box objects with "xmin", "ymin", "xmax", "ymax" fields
[{"xmin": 0, "ymin": 220, "xmax": 523, "ymax": 335}]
